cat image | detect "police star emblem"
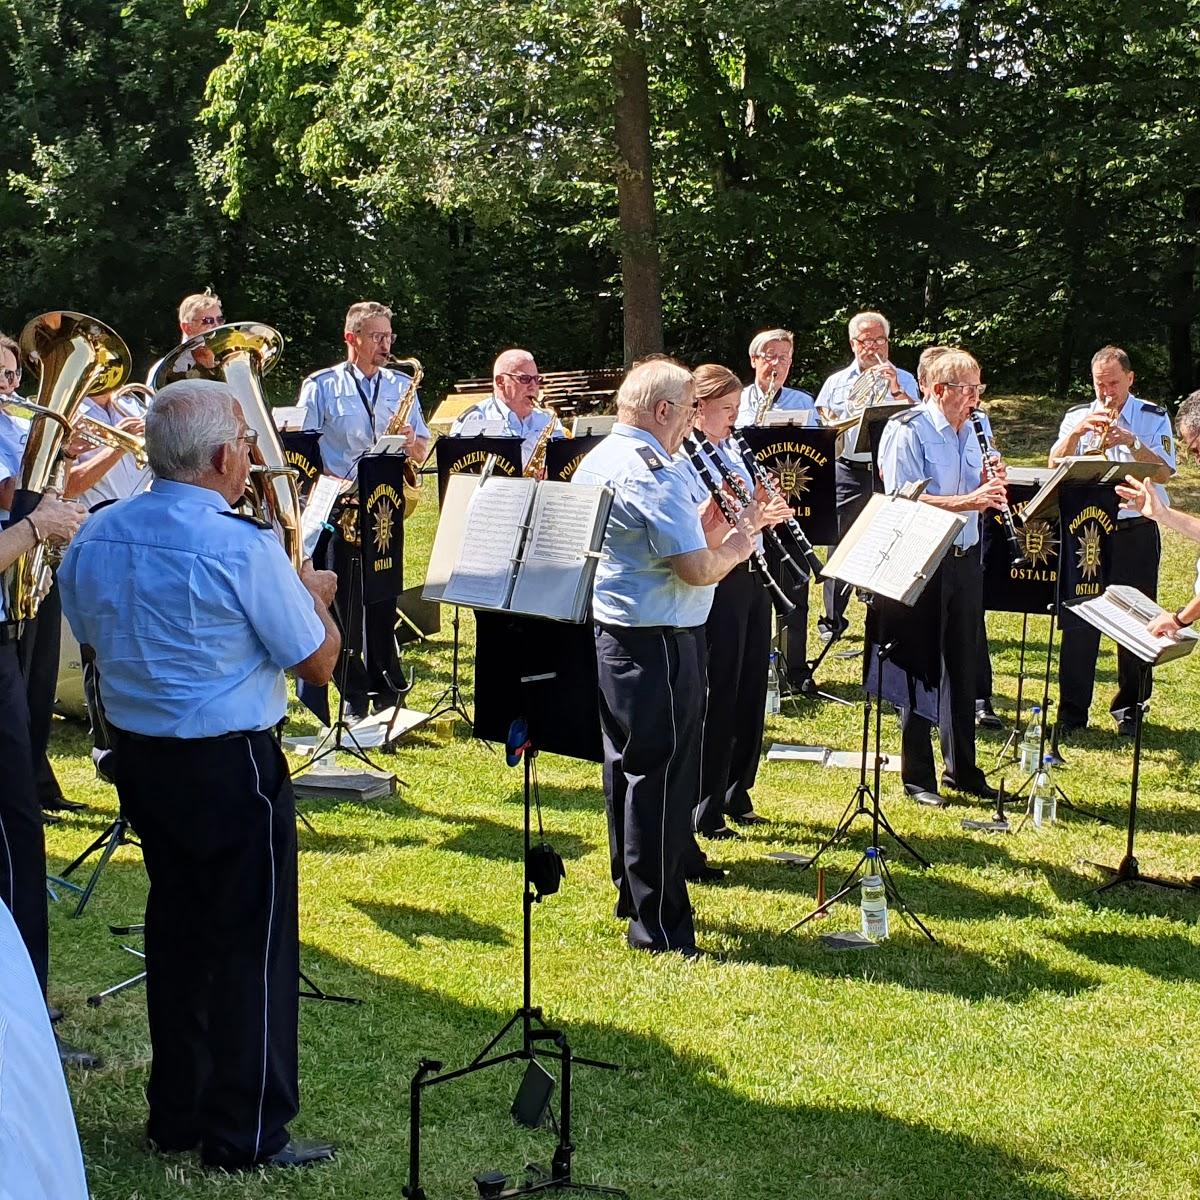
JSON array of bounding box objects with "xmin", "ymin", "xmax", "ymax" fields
[
  {"xmin": 774, "ymin": 454, "xmax": 811, "ymax": 503},
  {"xmin": 1017, "ymin": 518, "xmax": 1057, "ymax": 567},
  {"xmin": 1075, "ymin": 522, "xmax": 1103, "ymax": 581},
  {"xmin": 372, "ymin": 497, "xmax": 395, "ymax": 555}
]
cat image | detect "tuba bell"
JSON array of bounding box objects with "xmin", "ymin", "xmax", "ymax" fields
[
  {"xmin": 3, "ymin": 312, "xmax": 132, "ymax": 620},
  {"xmin": 150, "ymin": 322, "xmax": 303, "ymax": 569}
]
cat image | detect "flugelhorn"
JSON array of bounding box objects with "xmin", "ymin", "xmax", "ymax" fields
[
  {"xmin": 150, "ymin": 323, "xmax": 303, "ymax": 569},
  {"xmin": 3, "ymin": 312, "xmax": 131, "ymax": 619}
]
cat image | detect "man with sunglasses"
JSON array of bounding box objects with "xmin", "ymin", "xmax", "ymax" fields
[
  {"xmin": 878, "ymin": 349, "xmax": 1005, "ymax": 807},
  {"xmin": 173, "ymin": 290, "xmax": 225, "ymax": 374},
  {"xmin": 815, "ymin": 311, "xmax": 918, "ymax": 644},
  {"xmin": 59, "ymin": 380, "xmax": 341, "ymax": 1171},
  {"xmin": 449, "ymin": 348, "xmax": 563, "ymax": 471},
  {"xmin": 1049, "ymin": 346, "xmax": 1175, "ymax": 739},
  {"xmin": 297, "ymin": 300, "xmax": 430, "ymax": 720},
  {"xmin": 0, "ymin": 334, "xmax": 29, "ymax": 516}
]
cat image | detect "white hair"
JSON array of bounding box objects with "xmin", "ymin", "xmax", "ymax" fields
[
  {"xmin": 146, "ymin": 380, "xmax": 240, "ymax": 481},
  {"xmin": 848, "ymin": 311, "xmax": 891, "ymax": 339},
  {"xmin": 748, "ymin": 329, "xmax": 794, "ymax": 358},
  {"xmin": 616, "ymin": 359, "xmax": 694, "ymax": 417}
]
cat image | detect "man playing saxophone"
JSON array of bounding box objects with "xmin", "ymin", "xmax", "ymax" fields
[
  {"xmin": 297, "ymin": 300, "xmax": 430, "ymax": 720},
  {"xmin": 734, "ymin": 329, "xmax": 816, "ymax": 428}
]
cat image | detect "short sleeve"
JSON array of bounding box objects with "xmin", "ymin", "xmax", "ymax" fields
[
  {"xmin": 878, "ymin": 420, "xmax": 925, "ymax": 494},
  {"xmin": 1150, "ymin": 412, "xmax": 1176, "ymax": 471},
  {"xmin": 409, "ymin": 391, "xmax": 431, "ymax": 439},
  {"xmin": 227, "ymin": 535, "xmax": 325, "ymax": 669},
  {"xmin": 298, "ymin": 376, "xmax": 325, "ymax": 434},
  {"xmin": 636, "ymin": 466, "xmax": 706, "ymax": 558}
]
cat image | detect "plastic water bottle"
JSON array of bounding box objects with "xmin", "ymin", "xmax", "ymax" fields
[
  {"xmin": 1030, "ymin": 755, "xmax": 1055, "ymax": 827},
  {"xmin": 860, "ymin": 849, "xmax": 888, "ymax": 940},
  {"xmin": 765, "ymin": 650, "xmax": 781, "ymax": 715},
  {"xmin": 1019, "ymin": 706, "xmax": 1043, "ymax": 775}
]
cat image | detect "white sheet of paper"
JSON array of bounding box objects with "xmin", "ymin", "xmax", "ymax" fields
[
  {"xmin": 301, "ymin": 475, "xmax": 351, "ymax": 559},
  {"xmin": 441, "ymin": 476, "xmax": 536, "ymax": 609},
  {"xmin": 765, "ymin": 743, "xmax": 828, "ymax": 762},
  {"xmin": 273, "ymin": 405, "xmax": 306, "ymax": 432}
]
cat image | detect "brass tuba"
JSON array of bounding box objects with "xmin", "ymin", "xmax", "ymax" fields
[
  {"xmin": 3, "ymin": 312, "xmax": 131, "ymax": 619},
  {"xmin": 150, "ymin": 323, "xmax": 303, "ymax": 569}
]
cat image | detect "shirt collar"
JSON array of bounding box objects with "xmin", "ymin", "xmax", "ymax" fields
[
  {"xmin": 149, "ymin": 478, "xmax": 233, "ymax": 512},
  {"xmin": 612, "ymin": 421, "xmax": 671, "ymax": 458},
  {"xmin": 921, "ymin": 399, "xmax": 955, "ymax": 436}
]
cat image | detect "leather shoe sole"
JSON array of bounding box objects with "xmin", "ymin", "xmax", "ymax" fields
[
  {"xmin": 906, "ymin": 787, "xmax": 948, "ymax": 808},
  {"xmin": 203, "ymin": 1137, "xmax": 336, "ymax": 1171},
  {"xmin": 57, "ymin": 1036, "xmax": 102, "ymax": 1070},
  {"xmin": 685, "ymin": 865, "xmax": 729, "ymax": 884},
  {"xmin": 944, "ymin": 780, "xmax": 1000, "ymax": 802},
  {"xmin": 700, "ymin": 826, "xmax": 738, "ymax": 841},
  {"xmin": 729, "ymin": 812, "xmax": 769, "ymax": 827}
]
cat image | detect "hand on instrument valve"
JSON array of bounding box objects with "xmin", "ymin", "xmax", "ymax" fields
[
  {"xmin": 299, "ymin": 560, "xmax": 338, "ymax": 609},
  {"xmin": 1074, "ymin": 410, "xmax": 1117, "ymax": 450},
  {"xmin": 1115, "ymin": 473, "xmax": 1165, "ymax": 522},
  {"xmin": 117, "ymin": 416, "xmax": 145, "ymax": 438},
  {"xmin": 699, "ymin": 495, "xmax": 728, "ymax": 536},
  {"xmin": 964, "ymin": 475, "xmax": 1009, "ymax": 513},
  {"xmin": 757, "ymin": 491, "xmax": 793, "ymax": 530},
  {"xmin": 29, "ymin": 489, "xmax": 86, "ymax": 546},
  {"xmin": 393, "ymin": 420, "xmax": 417, "ymax": 453}
]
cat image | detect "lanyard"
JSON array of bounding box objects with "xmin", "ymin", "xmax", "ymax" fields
[{"xmin": 350, "ymin": 367, "xmax": 382, "ymax": 434}]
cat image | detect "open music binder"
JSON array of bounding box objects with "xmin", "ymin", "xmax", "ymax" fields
[
  {"xmin": 422, "ymin": 473, "xmax": 612, "ymax": 623},
  {"xmin": 1021, "ymin": 456, "xmax": 1163, "ymax": 522},
  {"xmin": 1069, "ymin": 585, "xmax": 1200, "ymax": 664},
  {"xmin": 821, "ymin": 492, "xmax": 966, "ymax": 605}
]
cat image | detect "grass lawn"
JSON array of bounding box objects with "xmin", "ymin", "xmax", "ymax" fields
[{"xmin": 42, "ymin": 393, "xmax": 1200, "ymax": 1199}]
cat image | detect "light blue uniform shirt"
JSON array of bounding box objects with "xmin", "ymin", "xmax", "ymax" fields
[
  {"xmin": 298, "ymin": 360, "xmax": 430, "ymax": 480},
  {"xmin": 573, "ymin": 423, "xmax": 714, "ymax": 628},
  {"xmin": 57, "ymin": 479, "xmax": 325, "ymax": 737},
  {"xmin": 816, "ymin": 361, "xmax": 919, "ymax": 463},
  {"xmin": 74, "ymin": 396, "xmax": 153, "ymax": 510},
  {"xmin": 735, "ymin": 383, "xmax": 817, "ymax": 429},
  {"xmin": 448, "ymin": 394, "xmax": 563, "ymax": 469},
  {"xmin": 878, "ymin": 401, "xmax": 991, "ymax": 550},
  {"xmin": 1056, "ymin": 393, "xmax": 1175, "ymax": 519},
  {"xmin": 0, "ymin": 899, "xmax": 89, "ymax": 1200},
  {"xmin": 0, "ymin": 410, "xmax": 28, "ymax": 487}
]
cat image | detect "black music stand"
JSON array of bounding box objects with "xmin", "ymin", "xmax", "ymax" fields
[
  {"xmin": 404, "ymin": 674, "xmax": 623, "ymax": 1200},
  {"xmin": 427, "ymin": 603, "xmax": 474, "ymax": 729}
]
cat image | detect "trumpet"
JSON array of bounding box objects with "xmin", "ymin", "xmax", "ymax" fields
[
  {"xmin": 71, "ymin": 415, "xmax": 148, "ymax": 469},
  {"xmin": 1079, "ymin": 408, "xmax": 1119, "ymax": 456}
]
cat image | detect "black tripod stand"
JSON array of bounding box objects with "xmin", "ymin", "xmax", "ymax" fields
[
  {"xmin": 992, "ymin": 612, "xmax": 1031, "ymax": 767},
  {"xmin": 785, "ymin": 639, "xmax": 934, "ymax": 941},
  {"xmin": 428, "ymin": 605, "xmax": 474, "ymax": 728},
  {"xmin": 1082, "ymin": 662, "xmax": 1199, "ymax": 895},
  {"xmin": 404, "ymin": 706, "xmax": 623, "ymax": 1200},
  {"xmin": 59, "ymin": 811, "xmax": 140, "ymax": 918}
]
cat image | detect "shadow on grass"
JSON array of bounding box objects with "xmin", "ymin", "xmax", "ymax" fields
[
  {"xmin": 350, "ymin": 899, "xmax": 510, "ymax": 947},
  {"xmin": 71, "ymin": 938, "xmax": 1091, "ymax": 1200},
  {"xmin": 1052, "ymin": 929, "xmax": 1200, "ymax": 981},
  {"xmin": 437, "ymin": 815, "xmax": 594, "ymax": 864}
]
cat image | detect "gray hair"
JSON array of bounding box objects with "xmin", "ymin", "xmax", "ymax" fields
[
  {"xmin": 344, "ymin": 300, "xmax": 392, "ymax": 334},
  {"xmin": 1178, "ymin": 391, "xmax": 1200, "ymax": 438},
  {"xmin": 749, "ymin": 328, "xmax": 793, "ymax": 358},
  {"xmin": 146, "ymin": 380, "xmax": 240, "ymax": 482},
  {"xmin": 616, "ymin": 359, "xmax": 693, "ymax": 417},
  {"xmin": 849, "ymin": 311, "xmax": 891, "ymax": 340}
]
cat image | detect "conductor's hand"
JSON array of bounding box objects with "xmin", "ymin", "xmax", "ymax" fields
[
  {"xmin": 1115, "ymin": 474, "xmax": 1164, "ymax": 522},
  {"xmin": 31, "ymin": 490, "xmax": 85, "ymax": 546},
  {"xmin": 300, "ymin": 561, "xmax": 338, "ymax": 608},
  {"xmin": 965, "ymin": 477, "xmax": 1008, "ymax": 512}
]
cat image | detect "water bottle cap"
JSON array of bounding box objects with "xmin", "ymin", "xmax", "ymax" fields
[
  {"xmin": 1031, "ymin": 706, "xmax": 1041, "ymax": 714},
  {"xmin": 865, "ymin": 846, "xmax": 879, "ymax": 859},
  {"xmin": 1042, "ymin": 754, "xmax": 1054, "ymax": 765}
]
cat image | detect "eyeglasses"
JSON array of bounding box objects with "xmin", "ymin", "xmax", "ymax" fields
[
  {"xmin": 198, "ymin": 315, "xmax": 224, "ymax": 328},
  {"xmin": 666, "ymin": 398, "xmax": 700, "ymax": 412},
  {"xmin": 500, "ymin": 372, "xmax": 545, "ymax": 386},
  {"xmin": 236, "ymin": 429, "xmax": 259, "ymax": 448},
  {"xmin": 0, "ymin": 367, "xmax": 20, "ymax": 384},
  {"xmin": 942, "ymin": 382, "xmax": 987, "ymax": 396},
  {"xmin": 364, "ymin": 332, "xmax": 394, "ymax": 344},
  {"xmin": 755, "ymin": 353, "xmax": 792, "ymax": 365},
  {"xmin": 853, "ymin": 335, "xmax": 889, "ymax": 347}
]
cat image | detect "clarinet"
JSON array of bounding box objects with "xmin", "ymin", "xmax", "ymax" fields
[
  {"xmin": 691, "ymin": 436, "xmax": 803, "ymax": 579},
  {"xmin": 968, "ymin": 407, "xmax": 1026, "ymax": 566},
  {"xmin": 728, "ymin": 430, "xmax": 826, "ymax": 576},
  {"xmin": 680, "ymin": 437, "xmax": 794, "ymax": 615}
]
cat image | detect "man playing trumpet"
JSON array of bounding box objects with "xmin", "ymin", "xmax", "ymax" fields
[{"xmin": 1049, "ymin": 346, "xmax": 1174, "ymax": 738}]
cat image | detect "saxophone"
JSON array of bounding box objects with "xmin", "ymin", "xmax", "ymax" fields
[
  {"xmin": 753, "ymin": 368, "xmax": 779, "ymax": 425},
  {"xmin": 523, "ymin": 400, "xmax": 567, "ymax": 478}
]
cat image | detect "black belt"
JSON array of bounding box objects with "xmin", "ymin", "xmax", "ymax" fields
[
  {"xmin": 595, "ymin": 622, "xmax": 702, "ymax": 637},
  {"xmin": 839, "ymin": 459, "xmax": 873, "ymax": 472},
  {"xmin": 1115, "ymin": 516, "xmax": 1153, "ymax": 532},
  {"xmin": 112, "ymin": 726, "xmax": 270, "ymax": 746},
  {"xmin": 949, "ymin": 545, "xmax": 977, "ymax": 558}
]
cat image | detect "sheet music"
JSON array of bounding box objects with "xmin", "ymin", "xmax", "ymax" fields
[
  {"xmin": 422, "ymin": 473, "xmax": 480, "ymax": 601},
  {"xmin": 301, "ymin": 475, "xmax": 352, "ymax": 559},
  {"xmin": 1072, "ymin": 585, "xmax": 1199, "ymax": 663},
  {"xmin": 510, "ymin": 483, "xmax": 610, "ymax": 621},
  {"xmin": 441, "ymin": 476, "xmax": 536, "ymax": 609},
  {"xmin": 272, "ymin": 405, "xmax": 305, "ymax": 432}
]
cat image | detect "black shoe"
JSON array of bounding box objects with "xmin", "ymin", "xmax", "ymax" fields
[
  {"xmin": 787, "ymin": 674, "xmax": 819, "ymax": 697},
  {"xmin": 146, "ymin": 1131, "xmax": 200, "ymax": 1155},
  {"xmin": 41, "ymin": 811, "xmax": 61, "ymax": 826},
  {"xmin": 344, "ymin": 707, "xmax": 369, "ymax": 725},
  {"xmin": 203, "ymin": 1137, "xmax": 336, "ymax": 1171},
  {"xmin": 905, "ymin": 787, "xmax": 948, "ymax": 808},
  {"xmin": 700, "ymin": 826, "xmax": 739, "ymax": 841},
  {"xmin": 975, "ymin": 701, "xmax": 1003, "ymax": 730},
  {"xmin": 946, "ymin": 779, "xmax": 999, "ymax": 802},
  {"xmin": 627, "ymin": 935, "xmax": 704, "ymax": 960},
  {"xmin": 47, "ymin": 1004, "xmax": 63, "ymax": 1023},
  {"xmin": 1116, "ymin": 719, "xmax": 1137, "ymax": 738},
  {"xmin": 41, "ymin": 793, "xmax": 85, "ymax": 813},
  {"xmin": 57, "ymin": 1035, "xmax": 101, "ymax": 1070},
  {"xmin": 685, "ymin": 865, "xmax": 729, "ymax": 884},
  {"xmin": 1055, "ymin": 721, "xmax": 1084, "ymax": 741},
  {"xmin": 729, "ymin": 811, "xmax": 769, "ymax": 827}
]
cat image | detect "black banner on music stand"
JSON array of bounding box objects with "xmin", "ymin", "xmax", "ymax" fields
[
  {"xmin": 737, "ymin": 426, "xmax": 838, "ymax": 545},
  {"xmin": 982, "ymin": 482, "xmax": 1059, "ymax": 614},
  {"xmin": 435, "ymin": 435, "xmax": 523, "ymax": 504},
  {"xmin": 546, "ymin": 435, "xmax": 604, "ymax": 482},
  {"xmin": 1057, "ymin": 483, "xmax": 1118, "ymax": 631},
  {"xmin": 356, "ymin": 452, "xmax": 406, "ymax": 605},
  {"xmin": 280, "ymin": 431, "xmax": 323, "ymax": 501}
]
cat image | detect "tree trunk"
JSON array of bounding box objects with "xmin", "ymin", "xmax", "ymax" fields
[
  {"xmin": 1166, "ymin": 187, "xmax": 1200, "ymax": 401},
  {"xmin": 613, "ymin": 3, "xmax": 664, "ymax": 365},
  {"xmin": 1056, "ymin": 172, "xmax": 1090, "ymax": 395}
]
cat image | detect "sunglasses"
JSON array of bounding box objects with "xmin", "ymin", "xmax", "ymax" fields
[
  {"xmin": 500, "ymin": 372, "xmax": 545, "ymax": 386},
  {"xmin": 199, "ymin": 315, "xmax": 225, "ymax": 328},
  {"xmin": 1, "ymin": 367, "xmax": 21, "ymax": 384}
]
